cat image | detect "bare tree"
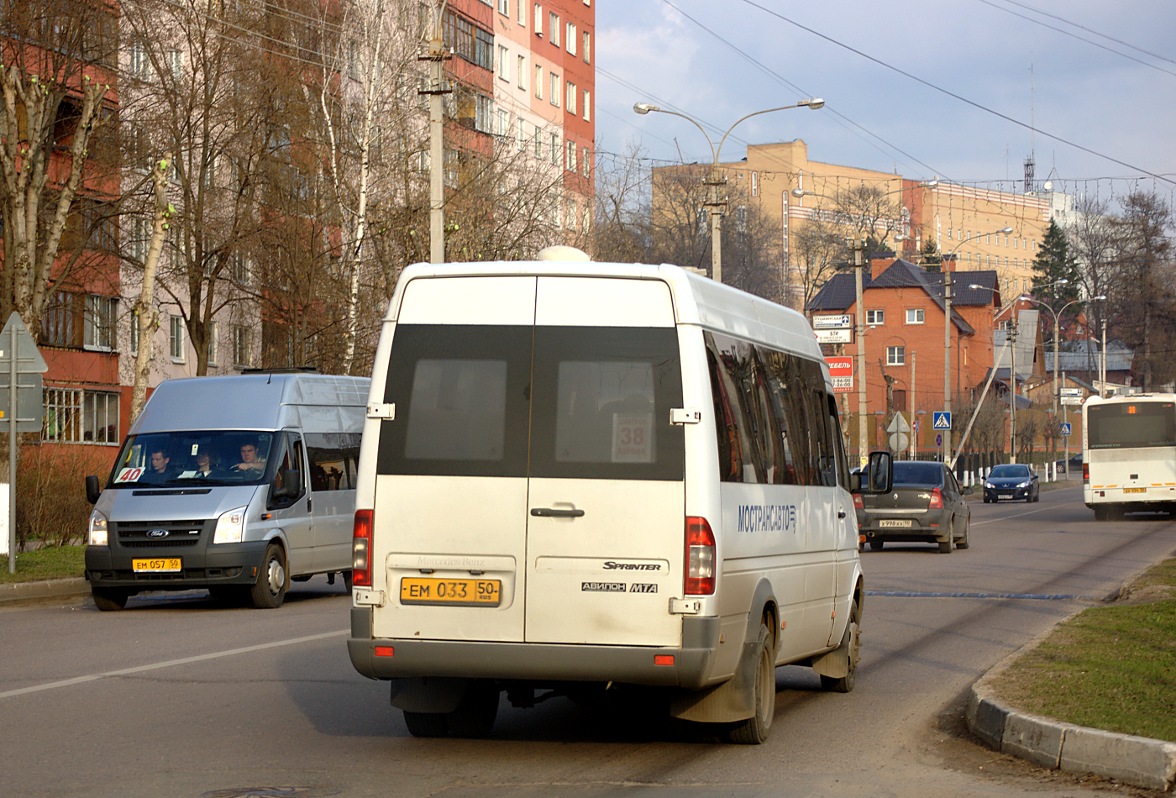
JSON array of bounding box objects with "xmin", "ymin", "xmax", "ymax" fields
[
  {"xmin": 0, "ymin": 0, "xmax": 114, "ymax": 334},
  {"xmin": 592, "ymin": 144, "xmax": 653, "ymax": 264},
  {"xmin": 120, "ymin": 0, "xmax": 277, "ymax": 375},
  {"xmin": 1109, "ymin": 191, "xmax": 1175, "ymax": 390},
  {"xmin": 792, "ymin": 213, "xmax": 850, "ymax": 313}
]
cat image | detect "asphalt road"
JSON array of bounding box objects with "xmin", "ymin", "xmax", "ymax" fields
[{"xmin": 1, "ymin": 483, "xmax": 1172, "ymax": 798}]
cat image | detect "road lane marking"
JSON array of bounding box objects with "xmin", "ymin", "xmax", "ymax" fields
[
  {"xmin": 866, "ymin": 590, "xmax": 1096, "ymax": 601},
  {"xmin": 0, "ymin": 629, "xmax": 347, "ymax": 700},
  {"xmin": 969, "ymin": 505, "xmax": 1056, "ymax": 525}
]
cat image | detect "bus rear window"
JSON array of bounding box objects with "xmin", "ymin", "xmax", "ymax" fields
[{"xmin": 1087, "ymin": 402, "xmax": 1176, "ymax": 449}]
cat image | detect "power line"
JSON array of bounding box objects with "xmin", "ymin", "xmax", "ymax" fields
[{"xmin": 735, "ymin": 0, "xmax": 1176, "ymax": 187}]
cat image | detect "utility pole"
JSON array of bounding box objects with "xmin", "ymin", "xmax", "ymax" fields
[
  {"xmin": 1009, "ymin": 321, "xmax": 1018, "ymax": 463},
  {"xmin": 943, "ymin": 262, "xmax": 953, "ymax": 464},
  {"xmin": 853, "ymin": 238, "xmax": 867, "ymax": 466},
  {"xmin": 910, "ymin": 350, "xmax": 916, "ymax": 460},
  {"xmin": 421, "ymin": 2, "xmax": 451, "ymax": 264}
]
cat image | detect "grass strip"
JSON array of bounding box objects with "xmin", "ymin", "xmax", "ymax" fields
[
  {"xmin": 0, "ymin": 545, "xmax": 85, "ymax": 585},
  {"xmin": 991, "ymin": 558, "xmax": 1176, "ymax": 742}
]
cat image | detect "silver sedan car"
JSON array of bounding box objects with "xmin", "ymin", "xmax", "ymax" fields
[{"xmin": 856, "ymin": 460, "xmax": 972, "ymax": 553}]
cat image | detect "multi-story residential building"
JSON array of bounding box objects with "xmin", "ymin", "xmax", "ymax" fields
[
  {"xmin": 1, "ymin": 3, "xmax": 127, "ymax": 455},
  {"xmin": 488, "ymin": 0, "xmax": 594, "ymax": 233},
  {"xmin": 727, "ymin": 140, "xmax": 1052, "ymax": 304}
]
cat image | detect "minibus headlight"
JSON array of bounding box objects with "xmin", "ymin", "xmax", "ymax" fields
[
  {"xmin": 213, "ymin": 506, "xmax": 248, "ymax": 544},
  {"xmin": 88, "ymin": 510, "xmax": 109, "ymax": 546}
]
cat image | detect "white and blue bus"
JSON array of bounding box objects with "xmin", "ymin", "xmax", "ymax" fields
[{"xmin": 1082, "ymin": 393, "xmax": 1176, "ymax": 520}]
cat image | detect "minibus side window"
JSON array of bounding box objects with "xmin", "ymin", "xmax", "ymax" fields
[
  {"xmin": 306, "ymin": 432, "xmax": 361, "ymax": 491},
  {"xmin": 705, "ymin": 336, "xmax": 761, "ymax": 483}
]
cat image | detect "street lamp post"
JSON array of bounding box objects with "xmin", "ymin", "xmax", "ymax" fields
[
  {"xmin": 1020, "ymin": 293, "xmax": 1107, "ymax": 416},
  {"xmin": 940, "ymin": 227, "xmax": 1012, "ymax": 464},
  {"xmin": 633, "ymin": 99, "xmax": 824, "ymax": 284},
  {"xmin": 852, "ymin": 237, "xmax": 867, "ymax": 466}
]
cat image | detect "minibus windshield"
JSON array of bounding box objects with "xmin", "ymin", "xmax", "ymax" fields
[{"xmin": 106, "ymin": 430, "xmax": 275, "ymax": 488}]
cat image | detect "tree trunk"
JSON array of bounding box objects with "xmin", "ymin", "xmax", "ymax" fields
[{"xmin": 131, "ymin": 156, "xmax": 173, "ymax": 421}]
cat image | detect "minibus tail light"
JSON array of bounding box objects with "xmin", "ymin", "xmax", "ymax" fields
[
  {"xmin": 353, "ymin": 509, "xmax": 373, "ymax": 588},
  {"xmin": 685, "ymin": 516, "xmax": 716, "ymax": 596}
]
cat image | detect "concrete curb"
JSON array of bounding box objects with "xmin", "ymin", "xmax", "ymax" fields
[
  {"xmin": 967, "ymin": 639, "xmax": 1176, "ymax": 792},
  {"xmin": 0, "ymin": 577, "xmax": 89, "ymax": 604}
]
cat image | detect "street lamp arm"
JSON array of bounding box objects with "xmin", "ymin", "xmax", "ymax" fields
[
  {"xmin": 632, "ymin": 103, "xmax": 718, "ymax": 164},
  {"xmin": 714, "ymin": 99, "xmax": 824, "ymax": 164}
]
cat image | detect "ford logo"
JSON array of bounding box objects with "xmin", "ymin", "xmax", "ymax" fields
[{"xmin": 146, "ymin": 529, "xmax": 169, "ymax": 538}]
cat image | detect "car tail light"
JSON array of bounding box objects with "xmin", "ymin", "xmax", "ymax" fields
[
  {"xmin": 928, "ymin": 488, "xmax": 944, "ymax": 509},
  {"xmin": 852, "ymin": 493, "xmax": 864, "ymax": 510},
  {"xmin": 684, "ymin": 516, "xmax": 716, "ymax": 596},
  {"xmin": 352, "ymin": 509, "xmax": 373, "ymax": 588}
]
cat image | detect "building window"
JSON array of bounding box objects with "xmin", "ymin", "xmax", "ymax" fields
[
  {"xmin": 866, "ymin": 309, "xmax": 884, "ymax": 325},
  {"xmin": 129, "ymin": 309, "xmax": 140, "ymax": 357},
  {"xmin": 566, "ymin": 81, "xmax": 576, "ymax": 115},
  {"xmin": 208, "ymin": 320, "xmax": 219, "ymax": 367},
  {"xmin": 549, "ymin": 12, "xmax": 559, "ymax": 46},
  {"xmin": 168, "ymin": 315, "xmax": 185, "ymax": 361},
  {"xmin": 497, "ymin": 45, "xmax": 509, "ymax": 80},
  {"xmin": 517, "ymin": 54, "xmax": 526, "ymax": 89},
  {"xmin": 583, "ymin": 89, "xmax": 590, "ymax": 121},
  {"xmin": 534, "ymin": 64, "xmax": 542, "ymax": 99},
  {"xmin": 566, "ymin": 22, "xmax": 576, "ymax": 54},
  {"xmin": 583, "ymin": 30, "xmax": 591, "ymax": 63},
  {"xmin": 82, "ymin": 295, "xmax": 117, "ymax": 351},
  {"xmin": 232, "ymin": 253, "xmax": 251, "ymax": 285},
  {"xmin": 566, "ymin": 140, "xmax": 576, "ymax": 172},
  {"xmin": 233, "ymin": 325, "xmax": 252, "ymax": 367},
  {"xmin": 533, "ymin": 4, "xmax": 542, "ymax": 36},
  {"xmin": 550, "ymin": 132, "xmax": 559, "ymax": 165},
  {"xmin": 905, "ymin": 308, "xmax": 925, "ymax": 325},
  {"xmin": 583, "ymin": 146, "xmax": 590, "ymax": 177},
  {"xmin": 498, "ymin": 0, "xmax": 508, "ymax": 14},
  {"xmin": 549, "ymin": 72, "xmax": 559, "ymax": 106},
  {"xmin": 43, "ymin": 388, "xmax": 119, "ymax": 445},
  {"xmin": 886, "ymin": 346, "xmax": 905, "ymax": 367}
]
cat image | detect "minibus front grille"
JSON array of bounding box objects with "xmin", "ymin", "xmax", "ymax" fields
[{"xmin": 114, "ymin": 520, "xmax": 209, "ymax": 548}]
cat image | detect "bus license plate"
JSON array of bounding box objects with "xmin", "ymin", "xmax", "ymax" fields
[
  {"xmin": 878, "ymin": 519, "xmax": 912, "ymax": 528},
  {"xmin": 400, "ymin": 577, "xmax": 501, "ymax": 607},
  {"xmin": 1123, "ymin": 487, "xmax": 1146, "ymax": 494},
  {"xmin": 132, "ymin": 558, "xmax": 181, "ymax": 573}
]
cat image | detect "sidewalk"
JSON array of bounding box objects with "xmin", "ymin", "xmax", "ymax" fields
[{"xmin": 3, "ymin": 573, "xmax": 1173, "ymax": 791}]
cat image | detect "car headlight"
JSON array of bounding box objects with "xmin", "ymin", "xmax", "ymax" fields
[
  {"xmin": 88, "ymin": 509, "xmax": 109, "ymax": 546},
  {"xmin": 213, "ymin": 506, "xmax": 248, "ymax": 544},
  {"xmin": 984, "ymin": 482, "xmax": 995, "ymax": 489},
  {"xmin": 1017, "ymin": 480, "xmax": 1030, "ymax": 488}
]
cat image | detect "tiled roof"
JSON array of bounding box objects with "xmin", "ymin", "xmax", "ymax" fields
[{"xmin": 805, "ymin": 259, "xmax": 1000, "ymax": 337}]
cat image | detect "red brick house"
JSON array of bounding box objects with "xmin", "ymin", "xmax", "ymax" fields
[{"xmin": 808, "ymin": 257, "xmax": 1007, "ymax": 455}]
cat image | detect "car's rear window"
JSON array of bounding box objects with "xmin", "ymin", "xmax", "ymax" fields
[{"xmin": 892, "ymin": 462, "xmax": 943, "ymax": 486}]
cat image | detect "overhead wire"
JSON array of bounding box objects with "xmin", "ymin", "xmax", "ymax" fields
[{"xmin": 733, "ymin": 0, "xmax": 1175, "ymax": 188}]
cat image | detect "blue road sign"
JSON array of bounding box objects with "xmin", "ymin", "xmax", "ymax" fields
[
  {"xmin": 933, "ymin": 411, "xmax": 952, "ymax": 430},
  {"xmin": 1060, "ymin": 422, "xmax": 1072, "ymax": 436}
]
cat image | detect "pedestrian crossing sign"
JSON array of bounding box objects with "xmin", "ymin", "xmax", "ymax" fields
[{"xmin": 933, "ymin": 411, "xmax": 952, "ymax": 430}]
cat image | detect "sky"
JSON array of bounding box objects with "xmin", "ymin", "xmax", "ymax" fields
[{"xmin": 595, "ymin": 0, "xmax": 1176, "ymax": 205}]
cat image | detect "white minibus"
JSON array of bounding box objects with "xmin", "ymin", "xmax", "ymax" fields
[
  {"xmin": 85, "ymin": 371, "xmax": 369, "ymax": 610},
  {"xmin": 348, "ymin": 251, "xmax": 890, "ymax": 743}
]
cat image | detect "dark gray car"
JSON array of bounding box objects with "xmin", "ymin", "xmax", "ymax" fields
[{"xmin": 856, "ymin": 460, "xmax": 971, "ymax": 553}]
